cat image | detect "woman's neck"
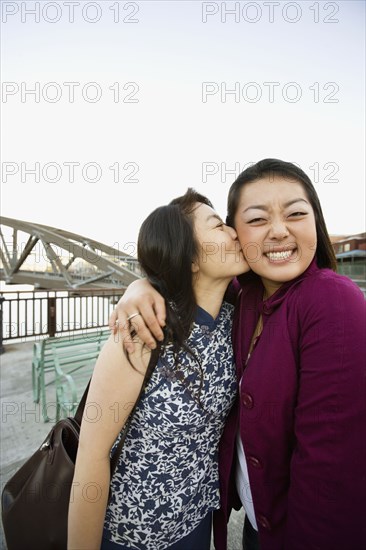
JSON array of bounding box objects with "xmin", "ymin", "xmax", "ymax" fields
[
  {"xmin": 193, "ymin": 278, "xmax": 231, "ymax": 319},
  {"xmin": 261, "ymin": 278, "xmax": 282, "ymax": 299}
]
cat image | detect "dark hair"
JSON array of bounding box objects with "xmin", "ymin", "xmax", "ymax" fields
[
  {"xmin": 134, "ymin": 188, "xmax": 214, "ymax": 405},
  {"xmin": 226, "ymin": 158, "xmax": 337, "ymax": 271}
]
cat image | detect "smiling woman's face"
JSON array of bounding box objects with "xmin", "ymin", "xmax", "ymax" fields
[{"xmin": 233, "ymin": 175, "xmax": 317, "ymax": 297}]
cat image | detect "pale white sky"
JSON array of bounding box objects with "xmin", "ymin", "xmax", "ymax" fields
[{"xmin": 1, "ymin": 0, "xmax": 365, "ymax": 258}]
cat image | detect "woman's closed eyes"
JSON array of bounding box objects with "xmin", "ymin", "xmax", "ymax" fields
[{"xmin": 247, "ymin": 211, "xmax": 308, "ymax": 224}]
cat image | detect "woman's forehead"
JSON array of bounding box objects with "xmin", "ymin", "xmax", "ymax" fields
[
  {"xmin": 238, "ymin": 176, "xmax": 306, "ymax": 204},
  {"xmin": 193, "ymin": 202, "xmax": 217, "ymax": 218}
]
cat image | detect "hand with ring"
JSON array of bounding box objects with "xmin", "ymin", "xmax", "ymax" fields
[
  {"xmin": 108, "ymin": 279, "xmax": 166, "ymax": 353},
  {"xmin": 127, "ymin": 312, "xmax": 141, "ymax": 322}
]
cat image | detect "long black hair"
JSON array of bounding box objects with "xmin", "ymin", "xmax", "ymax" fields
[
  {"xmin": 133, "ymin": 188, "xmax": 214, "ymax": 405},
  {"xmin": 226, "ymin": 158, "xmax": 337, "ymax": 271}
]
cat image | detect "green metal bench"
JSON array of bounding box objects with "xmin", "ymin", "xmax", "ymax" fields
[{"xmin": 32, "ymin": 329, "xmax": 110, "ymax": 422}]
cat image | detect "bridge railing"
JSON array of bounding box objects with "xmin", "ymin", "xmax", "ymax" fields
[
  {"xmin": 336, "ymin": 260, "xmax": 366, "ymax": 296},
  {"xmin": 0, "ymin": 289, "xmax": 124, "ymax": 348}
]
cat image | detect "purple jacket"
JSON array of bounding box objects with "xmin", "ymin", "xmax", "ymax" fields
[{"xmin": 214, "ymin": 259, "xmax": 366, "ymax": 549}]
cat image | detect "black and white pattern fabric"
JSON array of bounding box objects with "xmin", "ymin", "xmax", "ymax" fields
[{"xmin": 103, "ymin": 302, "xmax": 237, "ymax": 549}]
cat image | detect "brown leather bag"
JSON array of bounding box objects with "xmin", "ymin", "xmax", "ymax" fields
[{"xmin": 1, "ymin": 379, "xmax": 138, "ymax": 550}]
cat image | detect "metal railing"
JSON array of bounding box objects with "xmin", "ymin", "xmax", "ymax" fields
[
  {"xmin": 337, "ymin": 260, "xmax": 366, "ymax": 295},
  {"xmin": 0, "ymin": 288, "xmax": 124, "ymax": 347},
  {"xmin": 1, "ymin": 265, "xmax": 364, "ymax": 351}
]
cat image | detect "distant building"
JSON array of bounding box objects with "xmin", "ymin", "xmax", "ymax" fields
[
  {"xmin": 330, "ymin": 232, "xmax": 366, "ymax": 260},
  {"xmin": 330, "ymin": 233, "xmax": 366, "ymax": 295}
]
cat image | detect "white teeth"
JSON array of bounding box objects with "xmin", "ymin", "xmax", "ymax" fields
[{"xmin": 265, "ymin": 250, "xmax": 294, "ymax": 261}]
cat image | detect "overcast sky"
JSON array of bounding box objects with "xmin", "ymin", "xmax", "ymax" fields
[{"xmin": 1, "ymin": 0, "xmax": 365, "ymax": 259}]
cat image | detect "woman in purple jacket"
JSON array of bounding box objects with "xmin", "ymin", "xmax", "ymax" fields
[{"xmin": 110, "ymin": 159, "xmax": 366, "ymax": 550}]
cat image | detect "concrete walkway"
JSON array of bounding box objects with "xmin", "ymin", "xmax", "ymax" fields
[{"xmin": 0, "ymin": 341, "xmax": 244, "ymax": 550}]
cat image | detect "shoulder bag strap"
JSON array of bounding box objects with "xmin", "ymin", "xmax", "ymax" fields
[
  {"xmin": 74, "ymin": 380, "xmax": 91, "ymax": 425},
  {"xmin": 110, "ymin": 346, "xmax": 160, "ymax": 474},
  {"xmin": 74, "ymin": 347, "xmax": 160, "ymax": 477}
]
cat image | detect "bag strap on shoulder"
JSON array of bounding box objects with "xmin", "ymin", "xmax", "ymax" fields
[
  {"xmin": 74, "ymin": 381, "xmax": 90, "ymax": 425},
  {"xmin": 110, "ymin": 347, "xmax": 160, "ymax": 474},
  {"xmin": 74, "ymin": 347, "xmax": 160, "ymax": 477}
]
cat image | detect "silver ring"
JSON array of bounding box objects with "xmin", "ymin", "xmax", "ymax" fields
[{"xmin": 127, "ymin": 312, "xmax": 141, "ymax": 322}]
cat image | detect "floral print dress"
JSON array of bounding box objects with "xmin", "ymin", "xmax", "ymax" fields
[{"xmin": 103, "ymin": 302, "xmax": 237, "ymax": 549}]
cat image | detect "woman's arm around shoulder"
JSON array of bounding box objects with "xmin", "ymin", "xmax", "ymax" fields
[
  {"xmin": 108, "ymin": 278, "xmax": 166, "ymax": 352},
  {"xmin": 285, "ymin": 271, "xmax": 366, "ymax": 549},
  {"xmin": 67, "ymin": 333, "xmax": 151, "ymax": 550}
]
